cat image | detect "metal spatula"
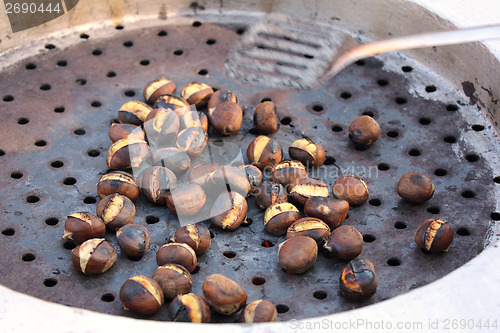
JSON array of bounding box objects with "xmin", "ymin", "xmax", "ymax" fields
[{"xmin": 225, "ymin": 14, "xmax": 500, "ymax": 89}]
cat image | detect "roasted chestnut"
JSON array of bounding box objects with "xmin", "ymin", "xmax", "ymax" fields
[
  {"xmin": 118, "ymin": 101, "xmax": 152, "ymax": 125},
  {"xmin": 181, "ymin": 82, "xmax": 214, "ymax": 108},
  {"xmin": 143, "ymin": 108, "xmax": 180, "ymax": 148},
  {"xmin": 289, "ymin": 177, "xmax": 329, "ymax": 206},
  {"xmin": 339, "ymin": 258, "xmax": 378, "ymax": 301},
  {"xmin": 208, "ymin": 101, "xmax": 243, "ymax": 136},
  {"xmin": 240, "ymin": 164, "xmax": 263, "ymax": 194},
  {"xmin": 239, "ymin": 299, "xmax": 277, "ymax": 323},
  {"xmin": 108, "ymin": 123, "xmax": 145, "ymax": 143},
  {"xmin": 179, "ymin": 111, "xmax": 209, "ymax": 133},
  {"xmin": 397, "ymin": 172, "xmax": 435, "ymax": 203},
  {"xmin": 332, "ymin": 175, "xmax": 369, "ymax": 206},
  {"xmin": 188, "ymin": 163, "xmax": 219, "ymax": 186},
  {"xmin": 116, "ymin": 224, "xmax": 151, "ymax": 258},
  {"xmin": 176, "ymin": 126, "xmax": 208, "ymax": 158},
  {"xmin": 247, "ymin": 135, "xmax": 283, "ymax": 170},
  {"xmin": 263, "ymin": 202, "xmax": 300, "ymax": 236},
  {"xmin": 203, "ymin": 166, "xmax": 251, "ymax": 197},
  {"xmin": 414, "ymin": 218, "xmax": 453, "ymax": 252},
  {"xmin": 324, "ymin": 225, "xmax": 363, "ymax": 260},
  {"xmin": 168, "ymin": 293, "xmax": 211, "ymax": 323},
  {"xmin": 202, "ymin": 274, "xmax": 247, "ymax": 315},
  {"xmin": 143, "ymin": 77, "xmax": 177, "ymax": 104},
  {"xmin": 288, "ymin": 138, "xmax": 326, "ymax": 167},
  {"xmin": 173, "ymin": 224, "xmax": 211, "ymax": 254},
  {"xmin": 208, "ymin": 89, "xmax": 238, "ymax": 110},
  {"xmin": 255, "ymin": 180, "xmax": 288, "ymax": 209},
  {"xmin": 278, "ymin": 236, "xmax": 317, "ymax": 274},
  {"xmin": 71, "ymin": 238, "xmax": 117, "ymax": 275},
  {"xmin": 96, "ymin": 193, "xmax": 136, "ymax": 231},
  {"xmin": 253, "ymin": 101, "xmax": 280, "ymax": 134},
  {"xmin": 348, "ymin": 115, "xmax": 380, "ymax": 146},
  {"xmin": 304, "ymin": 196, "xmax": 349, "ymax": 229},
  {"xmin": 154, "ymin": 94, "xmax": 190, "ymax": 116},
  {"xmin": 156, "ymin": 242, "xmax": 197, "ymax": 272},
  {"xmin": 97, "ymin": 171, "xmax": 140, "ymax": 201},
  {"xmin": 166, "ymin": 183, "xmax": 206, "ymax": 216},
  {"xmin": 140, "ymin": 166, "xmax": 177, "ymax": 205},
  {"xmin": 106, "ymin": 138, "xmax": 150, "ymax": 170},
  {"xmin": 269, "ymin": 160, "xmax": 308, "ymax": 187},
  {"xmin": 286, "ymin": 217, "xmax": 331, "ymax": 244},
  {"xmin": 211, "ymin": 191, "xmax": 248, "ymax": 231},
  {"xmin": 63, "ymin": 212, "xmax": 106, "ymax": 244},
  {"xmin": 152, "ymin": 264, "xmax": 193, "ymax": 299},
  {"xmin": 151, "ymin": 147, "xmax": 190, "ymax": 175},
  {"xmin": 119, "ymin": 275, "xmax": 164, "ymax": 315}
]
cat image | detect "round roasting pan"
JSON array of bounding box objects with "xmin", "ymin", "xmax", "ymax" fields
[{"xmin": 0, "ymin": 0, "xmax": 499, "ymax": 331}]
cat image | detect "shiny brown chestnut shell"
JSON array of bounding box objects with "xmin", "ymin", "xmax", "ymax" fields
[
  {"xmin": 288, "ymin": 138, "xmax": 326, "ymax": 167},
  {"xmin": 173, "ymin": 224, "xmax": 211, "ymax": 255},
  {"xmin": 240, "ymin": 164, "xmax": 263, "ymax": 194},
  {"xmin": 153, "ymin": 94, "xmax": 190, "ymax": 116},
  {"xmin": 168, "ymin": 293, "xmax": 211, "ymax": 323},
  {"xmin": 239, "ymin": 299, "xmax": 278, "ymax": 323},
  {"xmin": 324, "ymin": 225, "xmax": 363, "ymax": 260},
  {"xmin": 116, "ymin": 224, "xmax": 151, "ymax": 258},
  {"xmin": 339, "ymin": 258, "xmax": 378, "ymax": 301},
  {"xmin": 211, "ymin": 191, "xmax": 248, "ymax": 231},
  {"xmin": 286, "ymin": 217, "xmax": 331, "ymax": 245},
  {"xmin": 118, "ymin": 101, "xmax": 152, "ymax": 125},
  {"xmin": 253, "ymin": 101, "xmax": 280, "ymax": 134},
  {"xmin": 166, "ymin": 183, "xmax": 206, "ymax": 216},
  {"xmin": 263, "ymin": 202, "xmax": 300, "ymax": 236},
  {"xmin": 203, "ymin": 166, "xmax": 251, "ymax": 197},
  {"xmin": 279, "ymin": 236, "xmax": 318, "ymax": 274},
  {"xmin": 207, "ymin": 89, "xmax": 238, "ymax": 110},
  {"xmin": 156, "ymin": 242, "xmax": 198, "ymax": 273},
  {"xmin": 151, "ymin": 147, "xmax": 190, "ymax": 175},
  {"xmin": 152, "ymin": 264, "xmax": 193, "ymax": 299},
  {"xmin": 414, "ymin": 218, "xmax": 453, "ymax": 252},
  {"xmin": 143, "ymin": 108, "xmax": 180, "ymax": 148},
  {"xmin": 119, "ymin": 275, "xmax": 164, "ymax": 315},
  {"xmin": 143, "ymin": 78, "xmax": 177, "ymax": 104},
  {"xmin": 208, "ymin": 101, "xmax": 243, "ymax": 136},
  {"xmin": 304, "ymin": 196, "xmax": 349, "ymax": 229},
  {"xmin": 348, "ymin": 115, "xmax": 381, "ymax": 146},
  {"xmin": 96, "ymin": 193, "xmax": 136, "ymax": 231},
  {"xmin": 63, "ymin": 212, "xmax": 106, "ymax": 244},
  {"xmin": 202, "ymin": 274, "xmax": 247, "ymax": 315},
  {"xmin": 71, "ymin": 238, "xmax": 117, "ymax": 274},
  {"xmin": 97, "ymin": 171, "xmax": 140, "ymax": 201},
  {"xmin": 255, "ymin": 180, "xmax": 288, "ymax": 209},
  {"xmin": 108, "ymin": 123, "xmax": 145, "ymax": 143},
  {"xmin": 188, "ymin": 163, "xmax": 219, "ymax": 186},
  {"xmin": 179, "ymin": 111, "xmax": 209, "ymax": 133},
  {"xmin": 269, "ymin": 160, "xmax": 308, "ymax": 187},
  {"xmin": 247, "ymin": 135, "xmax": 283, "ymax": 170},
  {"xmin": 181, "ymin": 82, "xmax": 214, "ymax": 108},
  {"xmin": 140, "ymin": 166, "xmax": 177, "ymax": 205},
  {"xmin": 397, "ymin": 172, "xmax": 435, "ymax": 203},
  {"xmin": 176, "ymin": 127, "xmax": 208, "ymax": 158},
  {"xmin": 289, "ymin": 177, "xmax": 329, "ymax": 206},
  {"xmin": 332, "ymin": 175, "xmax": 369, "ymax": 206},
  {"xmin": 106, "ymin": 138, "xmax": 150, "ymax": 170}
]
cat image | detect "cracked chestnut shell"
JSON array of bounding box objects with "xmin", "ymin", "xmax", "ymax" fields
[
  {"xmin": 96, "ymin": 193, "xmax": 136, "ymax": 231},
  {"xmin": 106, "ymin": 138, "xmax": 150, "ymax": 170},
  {"xmin": 179, "ymin": 111, "xmax": 209, "ymax": 133},
  {"xmin": 211, "ymin": 191, "xmax": 248, "ymax": 231},
  {"xmin": 289, "ymin": 177, "xmax": 329, "ymax": 206},
  {"xmin": 208, "ymin": 101, "xmax": 243, "ymax": 136},
  {"xmin": 119, "ymin": 275, "xmax": 164, "ymax": 315},
  {"xmin": 239, "ymin": 299, "xmax": 278, "ymax": 323},
  {"xmin": 63, "ymin": 212, "xmax": 106, "ymax": 244},
  {"xmin": 332, "ymin": 175, "xmax": 369, "ymax": 206},
  {"xmin": 263, "ymin": 202, "xmax": 300, "ymax": 236},
  {"xmin": 151, "ymin": 147, "xmax": 190, "ymax": 175},
  {"xmin": 166, "ymin": 183, "xmax": 206, "ymax": 216},
  {"xmin": 140, "ymin": 166, "xmax": 177, "ymax": 205},
  {"xmin": 118, "ymin": 101, "xmax": 152, "ymax": 125},
  {"xmin": 270, "ymin": 160, "xmax": 308, "ymax": 188},
  {"xmin": 255, "ymin": 180, "xmax": 288, "ymax": 209},
  {"xmin": 152, "ymin": 264, "xmax": 193, "ymax": 299},
  {"xmin": 108, "ymin": 123, "xmax": 145, "ymax": 143},
  {"xmin": 203, "ymin": 166, "xmax": 251, "ymax": 197},
  {"xmin": 181, "ymin": 82, "xmax": 214, "ymax": 108},
  {"xmin": 339, "ymin": 258, "xmax": 378, "ymax": 301},
  {"xmin": 168, "ymin": 293, "xmax": 211, "ymax": 323},
  {"xmin": 173, "ymin": 224, "xmax": 211, "ymax": 255},
  {"xmin": 397, "ymin": 172, "xmax": 435, "ymax": 203},
  {"xmin": 156, "ymin": 242, "xmax": 198, "ymax": 273},
  {"xmin": 143, "ymin": 108, "xmax": 180, "ymax": 149},
  {"xmin": 286, "ymin": 217, "xmax": 331, "ymax": 245},
  {"xmin": 176, "ymin": 127, "xmax": 208, "ymax": 158},
  {"xmin": 304, "ymin": 196, "xmax": 349, "ymax": 229},
  {"xmin": 247, "ymin": 135, "xmax": 283, "ymax": 170},
  {"xmin": 288, "ymin": 138, "xmax": 326, "ymax": 167},
  {"xmin": 208, "ymin": 89, "xmax": 238, "ymax": 111},
  {"xmin": 241, "ymin": 164, "xmax": 263, "ymax": 194},
  {"xmin": 71, "ymin": 238, "xmax": 117, "ymax": 275},
  {"xmin": 324, "ymin": 225, "xmax": 363, "ymax": 260},
  {"xmin": 279, "ymin": 236, "xmax": 318, "ymax": 274},
  {"xmin": 97, "ymin": 171, "xmax": 140, "ymax": 201},
  {"xmin": 143, "ymin": 78, "xmax": 177, "ymax": 104},
  {"xmin": 202, "ymin": 274, "xmax": 247, "ymax": 315},
  {"xmin": 348, "ymin": 115, "xmax": 380, "ymax": 146},
  {"xmin": 253, "ymin": 101, "xmax": 280, "ymax": 134},
  {"xmin": 414, "ymin": 218, "xmax": 453, "ymax": 252},
  {"xmin": 153, "ymin": 94, "xmax": 190, "ymax": 117},
  {"xmin": 116, "ymin": 224, "xmax": 151, "ymax": 258},
  {"xmin": 188, "ymin": 163, "xmax": 219, "ymax": 186}
]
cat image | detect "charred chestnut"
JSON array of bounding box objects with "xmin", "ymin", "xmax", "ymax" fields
[
  {"xmin": 119, "ymin": 275, "xmax": 164, "ymax": 315},
  {"xmin": 348, "ymin": 115, "xmax": 380, "ymax": 146},
  {"xmin": 71, "ymin": 238, "xmax": 117, "ymax": 274},
  {"xmin": 211, "ymin": 191, "xmax": 248, "ymax": 231},
  {"xmin": 239, "ymin": 299, "xmax": 277, "ymax": 323},
  {"xmin": 202, "ymin": 274, "xmax": 247, "ymax": 315},
  {"xmin": 289, "ymin": 177, "xmax": 329, "ymax": 206},
  {"xmin": 240, "ymin": 164, "xmax": 263, "ymax": 194},
  {"xmin": 176, "ymin": 127, "xmax": 208, "ymax": 158},
  {"xmin": 168, "ymin": 293, "xmax": 211, "ymax": 323},
  {"xmin": 332, "ymin": 175, "xmax": 369, "ymax": 206},
  {"xmin": 181, "ymin": 82, "xmax": 214, "ymax": 109},
  {"xmin": 108, "ymin": 123, "xmax": 145, "ymax": 143},
  {"xmin": 97, "ymin": 171, "xmax": 140, "ymax": 201},
  {"xmin": 339, "ymin": 258, "xmax": 378, "ymax": 301},
  {"xmin": 397, "ymin": 172, "xmax": 435, "ymax": 203},
  {"xmin": 253, "ymin": 101, "xmax": 280, "ymax": 134},
  {"xmin": 414, "ymin": 218, "xmax": 453, "ymax": 252},
  {"xmin": 278, "ymin": 236, "xmax": 318, "ymax": 274},
  {"xmin": 152, "ymin": 264, "xmax": 193, "ymax": 299},
  {"xmin": 156, "ymin": 242, "xmax": 198, "ymax": 272},
  {"xmin": 286, "ymin": 217, "xmax": 331, "ymax": 244},
  {"xmin": 288, "ymin": 138, "xmax": 326, "ymax": 167},
  {"xmin": 166, "ymin": 183, "xmax": 206, "ymax": 216},
  {"xmin": 188, "ymin": 163, "xmax": 219, "ymax": 186},
  {"xmin": 96, "ymin": 193, "xmax": 136, "ymax": 231},
  {"xmin": 116, "ymin": 224, "xmax": 151, "ymax": 258},
  {"xmin": 173, "ymin": 224, "xmax": 211, "ymax": 255},
  {"xmin": 154, "ymin": 94, "xmax": 190, "ymax": 117},
  {"xmin": 106, "ymin": 138, "xmax": 149, "ymax": 170},
  {"xmin": 208, "ymin": 101, "xmax": 243, "ymax": 136},
  {"xmin": 263, "ymin": 202, "xmax": 300, "ymax": 236},
  {"xmin": 255, "ymin": 180, "xmax": 288, "ymax": 209},
  {"xmin": 247, "ymin": 135, "xmax": 283, "ymax": 170},
  {"xmin": 63, "ymin": 212, "xmax": 106, "ymax": 244},
  {"xmin": 143, "ymin": 108, "xmax": 180, "ymax": 148},
  {"xmin": 143, "ymin": 78, "xmax": 177, "ymax": 104},
  {"xmin": 269, "ymin": 160, "xmax": 308, "ymax": 187},
  {"xmin": 140, "ymin": 166, "xmax": 177, "ymax": 205},
  {"xmin": 304, "ymin": 196, "xmax": 349, "ymax": 229},
  {"xmin": 151, "ymin": 147, "xmax": 191, "ymax": 175},
  {"xmin": 324, "ymin": 225, "xmax": 363, "ymax": 260},
  {"xmin": 208, "ymin": 89, "xmax": 238, "ymax": 111},
  {"xmin": 118, "ymin": 101, "xmax": 152, "ymax": 125}
]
